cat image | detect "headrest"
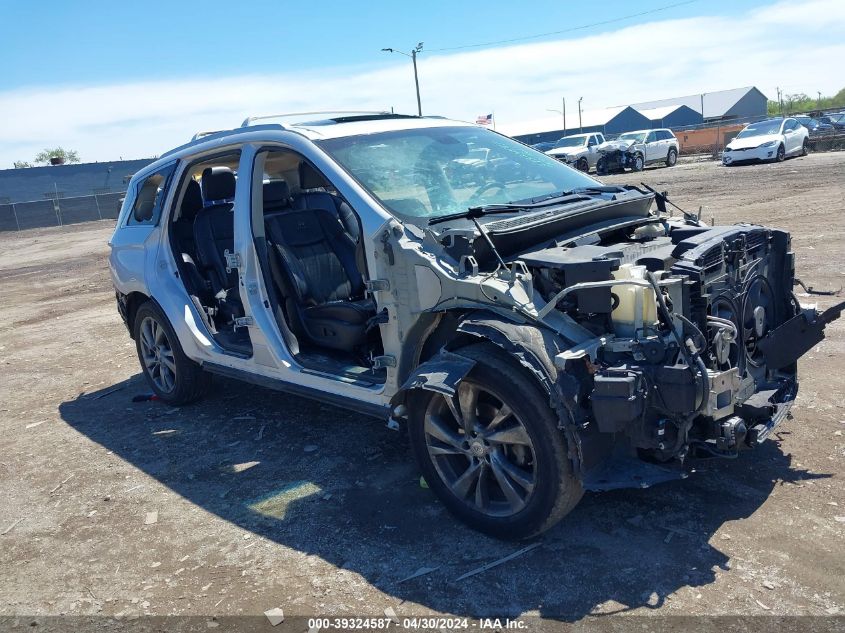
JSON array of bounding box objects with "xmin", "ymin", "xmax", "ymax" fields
[
  {"xmin": 263, "ymin": 181, "xmax": 290, "ymax": 210},
  {"xmin": 298, "ymin": 161, "xmax": 329, "ymax": 190},
  {"xmin": 201, "ymin": 167, "xmax": 235, "ymax": 205},
  {"xmin": 180, "ymin": 179, "xmax": 203, "ymax": 221}
]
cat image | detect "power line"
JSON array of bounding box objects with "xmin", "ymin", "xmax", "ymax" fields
[{"xmin": 428, "ymin": 0, "xmax": 698, "ymax": 52}]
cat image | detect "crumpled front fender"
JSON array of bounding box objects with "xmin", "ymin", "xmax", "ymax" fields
[{"xmin": 390, "ymin": 349, "xmax": 476, "ymax": 410}]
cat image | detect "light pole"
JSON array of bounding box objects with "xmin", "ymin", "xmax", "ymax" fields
[
  {"xmin": 382, "ymin": 43, "xmax": 424, "ymax": 116},
  {"xmin": 546, "ymin": 96, "xmax": 566, "ymax": 135},
  {"xmin": 578, "ymin": 97, "xmax": 583, "ymax": 132},
  {"xmin": 700, "ymin": 93, "xmax": 706, "ymax": 117}
]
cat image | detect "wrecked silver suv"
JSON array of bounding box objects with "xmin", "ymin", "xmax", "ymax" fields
[{"xmin": 110, "ymin": 113, "xmax": 843, "ymax": 539}]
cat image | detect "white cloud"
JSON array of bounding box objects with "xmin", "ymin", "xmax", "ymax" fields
[{"xmin": 0, "ymin": 0, "xmax": 843, "ymax": 167}]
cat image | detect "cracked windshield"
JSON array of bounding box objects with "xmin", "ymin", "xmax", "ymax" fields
[{"xmin": 320, "ymin": 125, "xmax": 597, "ymax": 221}]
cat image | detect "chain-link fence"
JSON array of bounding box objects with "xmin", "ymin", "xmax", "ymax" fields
[{"xmin": 0, "ymin": 191, "xmax": 124, "ymax": 232}]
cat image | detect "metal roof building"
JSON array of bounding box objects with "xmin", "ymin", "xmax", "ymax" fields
[
  {"xmin": 630, "ymin": 86, "xmax": 768, "ymax": 121},
  {"xmin": 633, "ymin": 104, "xmax": 703, "ymax": 128},
  {"xmin": 511, "ymin": 106, "xmax": 652, "ymax": 145}
]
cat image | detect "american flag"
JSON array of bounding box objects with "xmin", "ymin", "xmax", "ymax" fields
[{"xmin": 476, "ymin": 113, "xmax": 493, "ymax": 125}]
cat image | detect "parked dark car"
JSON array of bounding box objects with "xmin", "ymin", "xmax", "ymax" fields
[
  {"xmin": 531, "ymin": 141, "xmax": 557, "ymax": 152},
  {"xmin": 794, "ymin": 115, "xmax": 833, "ymax": 135},
  {"xmin": 819, "ymin": 113, "xmax": 845, "ymax": 130}
]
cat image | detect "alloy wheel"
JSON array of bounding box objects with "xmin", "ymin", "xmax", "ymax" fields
[
  {"xmin": 423, "ymin": 381, "xmax": 537, "ymax": 517},
  {"xmin": 139, "ymin": 316, "xmax": 177, "ymax": 393}
]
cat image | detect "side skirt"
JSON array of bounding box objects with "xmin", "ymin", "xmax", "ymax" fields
[{"xmin": 203, "ymin": 362, "xmax": 390, "ymax": 420}]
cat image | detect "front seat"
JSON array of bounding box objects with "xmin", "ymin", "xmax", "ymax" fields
[
  {"xmin": 193, "ymin": 167, "xmax": 243, "ymax": 321},
  {"xmin": 264, "ymin": 206, "xmax": 374, "ymax": 353}
]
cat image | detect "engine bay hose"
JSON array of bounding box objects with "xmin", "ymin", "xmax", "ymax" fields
[{"xmin": 646, "ymin": 271, "xmax": 710, "ymax": 414}]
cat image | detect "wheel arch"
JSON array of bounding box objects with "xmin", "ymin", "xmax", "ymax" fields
[{"xmin": 120, "ymin": 290, "xmax": 153, "ymax": 339}]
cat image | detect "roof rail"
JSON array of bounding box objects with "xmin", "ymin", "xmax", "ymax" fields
[
  {"xmin": 241, "ymin": 111, "xmax": 391, "ymax": 127},
  {"xmin": 191, "ymin": 130, "xmax": 228, "ymax": 141}
]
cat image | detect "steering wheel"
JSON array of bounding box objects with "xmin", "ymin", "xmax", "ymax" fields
[{"xmin": 467, "ymin": 181, "xmax": 508, "ymax": 207}]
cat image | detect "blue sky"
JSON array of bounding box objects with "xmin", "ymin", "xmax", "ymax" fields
[
  {"xmin": 1, "ymin": 0, "xmax": 842, "ymax": 166},
  {"xmin": 1, "ymin": 0, "xmax": 775, "ymax": 90}
]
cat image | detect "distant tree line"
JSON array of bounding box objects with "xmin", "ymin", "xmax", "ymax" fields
[{"xmin": 768, "ymin": 87, "xmax": 845, "ymax": 116}]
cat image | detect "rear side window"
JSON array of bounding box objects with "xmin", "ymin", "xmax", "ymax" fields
[{"xmin": 127, "ymin": 164, "xmax": 176, "ymax": 226}]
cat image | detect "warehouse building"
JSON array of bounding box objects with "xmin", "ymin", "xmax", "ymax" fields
[
  {"xmin": 512, "ymin": 106, "xmax": 652, "ymax": 146},
  {"xmin": 630, "ymin": 86, "xmax": 768, "ymax": 122},
  {"xmin": 633, "ymin": 104, "xmax": 703, "ymax": 128}
]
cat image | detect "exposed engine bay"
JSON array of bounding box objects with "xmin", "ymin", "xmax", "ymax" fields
[{"xmin": 422, "ymin": 185, "xmax": 844, "ymax": 490}]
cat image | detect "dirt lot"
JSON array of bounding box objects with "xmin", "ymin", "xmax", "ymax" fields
[{"xmin": 1, "ymin": 152, "xmax": 844, "ymax": 628}]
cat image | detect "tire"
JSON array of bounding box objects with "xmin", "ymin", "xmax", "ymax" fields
[
  {"xmin": 775, "ymin": 143, "xmax": 785, "ymax": 162},
  {"xmin": 801, "ymin": 138, "xmax": 809, "ymax": 156},
  {"xmin": 632, "ymin": 153, "xmax": 645, "ymax": 172},
  {"xmin": 133, "ymin": 301, "xmax": 211, "ymax": 405},
  {"xmin": 576, "ymin": 157, "xmax": 589, "ymax": 172},
  {"xmin": 408, "ymin": 343, "xmax": 583, "ymax": 540},
  {"xmin": 596, "ymin": 157, "xmax": 607, "ymax": 176},
  {"xmin": 666, "ymin": 147, "xmax": 678, "ymax": 167}
]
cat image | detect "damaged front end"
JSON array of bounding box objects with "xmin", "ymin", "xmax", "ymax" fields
[
  {"xmin": 523, "ymin": 217, "xmax": 843, "ymax": 490},
  {"xmin": 595, "ymin": 139, "xmax": 643, "ymax": 175},
  {"xmin": 392, "ymin": 191, "xmax": 842, "ymax": 493}
]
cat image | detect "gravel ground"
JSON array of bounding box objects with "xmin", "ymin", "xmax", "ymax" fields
[{"xmin": 0, "ymin": 152, "xmax": 843, "ymax": 628}]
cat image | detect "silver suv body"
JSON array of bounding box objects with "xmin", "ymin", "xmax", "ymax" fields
[
  {"xmin": 544, "ymin": 133, "xmax": 606, "ymax": 172},
  {"xmin": 596, "ymin": 128, "xmax": 679, "ymax": 174},
  {"xmin": 110, "ymin": 112, "xmax": 841, "ymax": 539}
]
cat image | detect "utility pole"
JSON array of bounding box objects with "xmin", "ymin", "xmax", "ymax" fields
[
  {"xmin": 776, "ymin": 87, "xmax": 784, "ymax": 117},
  {"xmin": 700, "ymin": 93, "xmax": 705, "ymax": 117},
  {"xmin": 578, "ymin": 97, "xmax": 583, "ymax": 133},
  {"xmin": 818, "ymin": 90, "xmax": 822, "ymax": 107},
  {"xmin": 546, "ymin": 97, "xmax": 567, "ymax": 136},
  {"xmin": 382, "ymin": 43, "xmax": 424, "ymax": 116}
]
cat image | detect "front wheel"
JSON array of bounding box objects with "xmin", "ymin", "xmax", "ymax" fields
[
  {"xmin": 666, "ymin": 147, "xmax": 678, "ymax": 167},
  {"xmin": 408, "ymin": 344, "xmax": 583, "ymax": 539},
  {"xmin": 134, "ymin": 301, "xmax": 211, "ymax": 405},
  {"xmin": 576, "ymin": 157, "xmax": 589, "ymax": 172},
  {"xmin": 632, "ymin": 153, "xmax": 645, "ymax": 172},
  {"xmin": 775, "ymin": 143, "xmax": 786, "ymax": 162},
  {"xmin": 801, "ymin": 138, "xmax": 809, "ymax": 156},
  {"xmin": 596, "ymin": 157, "xmax": 607, "ymax": 175}
]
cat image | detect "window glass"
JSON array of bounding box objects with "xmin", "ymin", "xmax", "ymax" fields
[
  {"xmin": 128, "ymin": 164, "xmax": 176, "ymax": 225},
  {"xmin": 646, "ymin": 131, "xmax": 658, "ymax": 143},
  {"xmin": 318, "ymin": 126, "xmax": 598, "ymax": 222}
]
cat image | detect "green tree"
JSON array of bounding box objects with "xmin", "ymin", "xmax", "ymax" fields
[
  {"xmin": 34, "ymin": 147, "xmax": 81, "ymax": 165},
  {"xmin": 767, "ymin": 86, "xmax": 845, "ymax": 116}
]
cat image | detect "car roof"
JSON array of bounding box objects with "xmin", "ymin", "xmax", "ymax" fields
[{"xmin": 135, "ymin": 114, "xmax": 478, "ymax": 181}]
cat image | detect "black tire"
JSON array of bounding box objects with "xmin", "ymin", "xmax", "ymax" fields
[
  {"xmin": 408, "ymin": 343, "xmax": 583, "ymax": 540},
  {"xmin": 576, "ymin": 157, "xmax": 589, "ymax": 172},
  {"xmin": 133, "ymin": 301, "xmax": 211, "ymax": 405},
  {"xmin": 666, "ymin": 147, "xmax": 678, "ymax": 167},
  {"xmin": 775, "ymin": 143, "xmax": 785, "ymax": 162},
  {"xmin": 632, "ymin": 153, "xmax": 645, "ymax": 172},
  {"xmin": 801, "ymin": 138, "xmax": 809, "ymax": 156},
  {"xmin": 596, "ymin": 157, "xmax": 607, "ymax": 175}
]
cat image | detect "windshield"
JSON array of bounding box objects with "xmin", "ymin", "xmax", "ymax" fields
[
  {"xmin": 617, "ymin": 132, "xmax": 647, "ymax": 143},
  {"xmin": 318, "ymin": 126, "xmax": 600, "ymax": 221},
  {"xmin": 737, "ymin": 120, "xmax": 783, "ymax": 138},
  {"xmin": 554, "ymin": 136, "xmax": 587, "ymax": 148}
]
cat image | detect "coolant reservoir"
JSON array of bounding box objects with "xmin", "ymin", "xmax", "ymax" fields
[{"xmin": 611, "ymin": 264, "xmax": 659, "ymax": 337}]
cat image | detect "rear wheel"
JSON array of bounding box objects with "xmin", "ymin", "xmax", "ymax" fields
[
  {"xmin": 666, "ymin": 147, "xmax": 678, "ymax": 167},
  {"xmin": 408, "ymin": 343, "xmax": 583, "ymax": 539},
  {"xmin": 134, "ymin": 302, "xmax": 211, "ymax": 405}
]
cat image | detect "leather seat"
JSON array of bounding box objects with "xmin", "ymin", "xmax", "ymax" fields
[
  {"xmin": 173, "ymin": 180, "xmax": 210, "ymax": 302},
  {"xmin": 263, "ymin": 181, "xmax": 292, "ymax": 213},
  {"xmin": 264, "ymin": 203, "xmax": 374, "ymax": 353},
  {"xmin": 193, "ymin": 167, "xmax": 242, "ymax": 321}
]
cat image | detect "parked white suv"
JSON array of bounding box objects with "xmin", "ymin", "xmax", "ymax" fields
[
  {"xmin": 109, "ymin": 112, "xmax": 841, "ymax": 539},
  {"xmin": 544, "ymin": 133, "xmax": 605, "ymax": 172},
  {"xmin": 596, "ymin": 128, "xmax": 679, "ymax": 174},
  {"xmin": 722, "ymin": 117, "xmax": 809, "ymax": 165}
]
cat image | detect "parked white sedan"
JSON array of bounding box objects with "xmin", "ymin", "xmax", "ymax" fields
[{"xmin": 722, "ymin": 117, "xmax": 809, "ymax": 165}]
